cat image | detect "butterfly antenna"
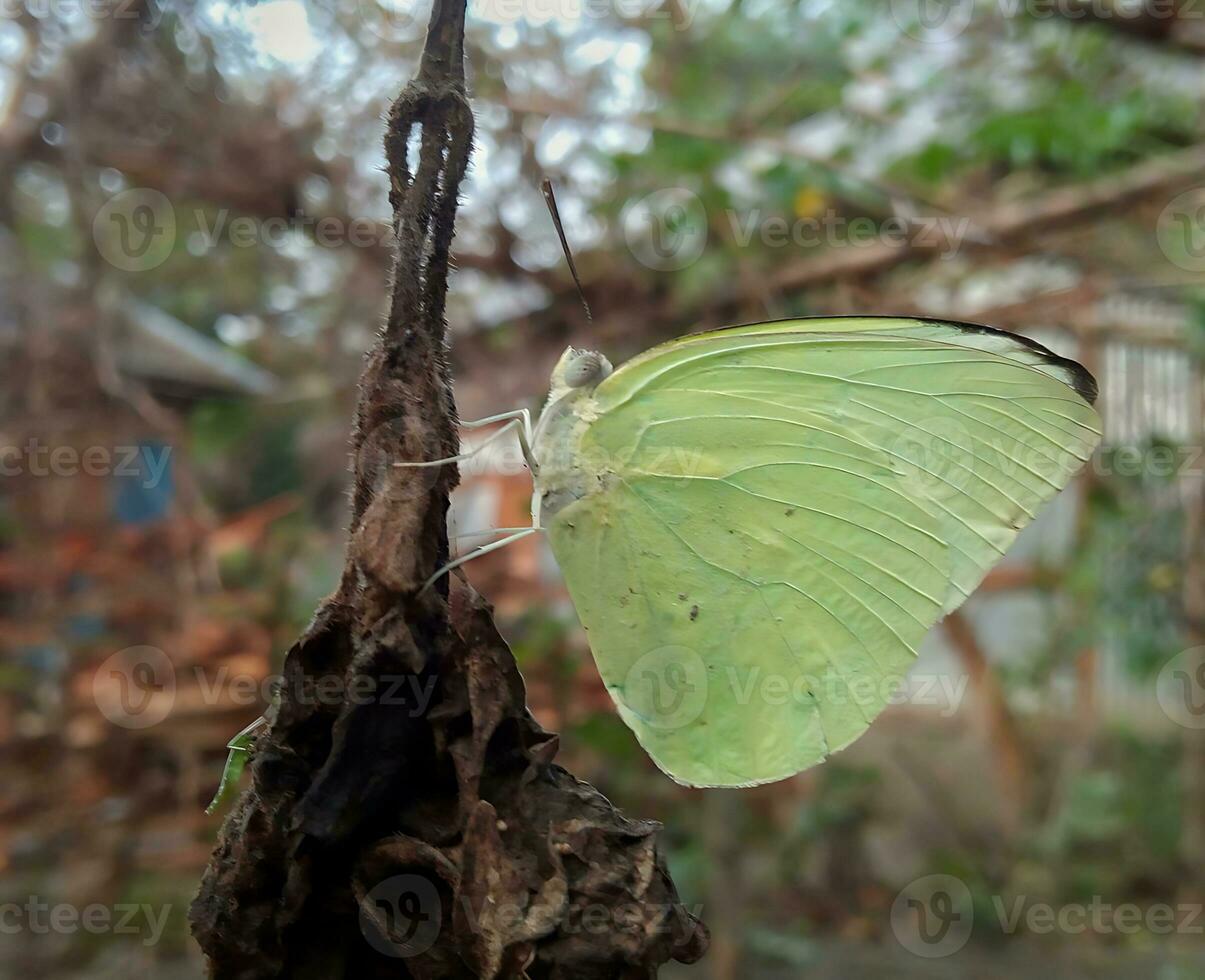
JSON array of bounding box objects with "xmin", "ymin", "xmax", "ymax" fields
[{"xmin": 541, "ymin": 177, "xmax": 592, "ymax": 323}]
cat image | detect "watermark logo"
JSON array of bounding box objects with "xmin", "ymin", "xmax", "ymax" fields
[
  {"xmin": 726, "ymin": 209, "xmax": 971, "ymax": 259},
  {"xmin": 0, "ymin": 897, "xmax": 171, "ymax": 946},
  {"xmin": 94, "ymin": 192, "xmax": 393, "ymax": 271},
  {"xmin": 0, "ymin": 441, "xmax": 172, "ymax": 487},
  {"xmin": 615, "ymin": 656, "xmax": 966, "ymax": 727},
  {"xmin": 476, "ymin": 0, "xmax": 702, "ymax": 28},
  {"xmin": 92, "ymin": 646, "xmax": 176, "ymax": 730},
  {"xmin": 621, "ymin": 645, "xmax": 709, "ymax": 730},
  {"xmin": 0, "ymin": 0, "xmax": 162, "ymax": 28},
  {"xmin": 622, "ymin": 188, "xmax": 708, "ymax": 271},
  {"xmin": 1157, "ymin": 187, "xmax": 1205, "ymax": 273},
  {"xmin": 192, "ymin": 210, "xmax": 389, "ymax": 252},
  {"xmin": 1156, "ymin": 646, "xmax": 1205, "ymax": 730},
  {"xmin": 890, "ymin": 0, "xmax": 976, "ymax": 43},
  {"xmin": 891, "ymin": 874, "xmax": 974, "ymax": 958},
  {"xmin": 893, "ymin": 0, "xmax": 1198, "ymax": 44},
  {"xmin": 888, "ymin": 417, "xmax": 978, "ymax": 500},
  {"xmin": 92, "ymin": 188, "xmax": 176, "ymax": 272},
  {"xmin": 621, "ymin": 191, "xmax": 973, "ymax": 272},
  {"xmin": 360, "ymin": 874, "xmax": 442, "ymax": 958},
  {"xmin": 725, "ymin": 667, "xmax": 967, "ymax": 717},
  {"xmin": 1094, "ymin": 443, "xmax": 1204, "ymax": 482},
  {"xmin": 457, "ymin": 893, "xmax": 703, "ymax": 938},
  {"xmin": 91, "ymin": 653, "xmax": 439, "ymax": 732},
  {"xmin": 355, "ymin": 0, "xmax": 702, "ymax": 42},
  {"xmin": 357, "ymin": 0, "xmax": 426, "ymax": 42},
  {"xmin": 893, "ymin": 875, "xmax": 1203, "ymax": 955},
  {"xmin": 993, "ymin": 895, "xmax": 1203, "ymax": 936}
]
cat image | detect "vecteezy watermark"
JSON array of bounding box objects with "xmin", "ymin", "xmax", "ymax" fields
[
  {"xmin": 92, "ymin": 646, "xmax": 177, "ymax": 730},
  {"xmin": 724, "ymin": 667, "xmax": 968, "ymax": 718},
  {"xmin": 622, "ymin": 188, "xmax": 710, "ymax": 271},
  {"xmin": 0, "ymin": 440, "xmax": 172, "ymax": 488},
  {"xmin": 476, "ymin": 0, "xmax": 703, "ymax": 26},
  {"xmin": 358, "ymin": 871, "xmax": 702, "ymax": 959},
  {"xmin": 1093, "ymin": 443, "xmax": 1205, "ymax": 481},
  {"xmin": 360, "ymin": 875, "xmax": 443, "ymax": 958},
  {"xmin": 621, "ymin": 646, "xmax": 711, "ymax": 730},
  {"xmin": 92, "ymin": 646, "xmax": 440, "ymax": 731},
  {"xmin": 993, "ymin": 895, "xmax": 1204, "ymax": 936},
  {"xmin": 1157, "ymin": 187, "xmax": 1205, "ymax": 274},
  {"xmin": 888, "ymin": 417, "xmax": 981, "ymax": 500},
  {"xmin": 380, "ymin": 411, "xmax": 714, "ymax": 501},
  {"xmin": 91, "ymin": 189, "xmax": 392, "ymax": 272},
  {"xmin": 452, "ymin": 424, "xmax": 1205, "ymax": 487},
  {"xmin": 1156, "ymin": 646, "xmax": 1205, "ymax": 730},
  {"xmin": 620, "ymin": 188, "xmax": 973, "ymax": 271},
  {"xmin": 885, "ymin": 420, "xmax": 1203, "ymax": 503},
  {"xmin": 726, "ymin": 210, "xmax": 971, "ymax": 260},
  {"xmin": 356, "ymin": 0, "xmax": 427, "ymax": 42},
  {"xmin": 189, "ymin": 211, "xmax": 388, "ymax": 252},
  {"xmin": 891, "ymin": 0, "xmax": 1199, "ymax": 45},
  {"xmin": 0, "ymin": 898, "xmax": 171, "ymax": 947},
  {"xmin": 890, "ymin": 0, "xmax": 977, "ymax": 43},
  {"xmin": 457, "ymin": 893, "xmax": 704, "ymax": 939},
  {"xmin": 892, "ymin": 874, "xmax": 1204, "ymax": 958},
  {"xmin": 358, "ymin": 0, "xmax": 703, "ymax": 40},
  {"xmin": 92, "ymin": 188, "xmax": 176, "ymax": 272},
  {"xmin": 891, "ymin": 874, "xmax": 975, "ymax": 958},
  {"xmin": 616, "ymin": 645, "xmax": 969, "ymax": 732},
  {"xmin": 0, "ymin": 0, "xmax": 162, "ymax": 27}
]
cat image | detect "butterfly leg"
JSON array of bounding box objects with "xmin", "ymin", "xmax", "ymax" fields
[
  {"xmin": 392, "ymin": 409, "xmax": 539, "ymax": 475},
  {"xmin": 393, "ymin": 415, "xmax": 521, "ymax": 470},
  {"xmin": 463, "ymin": 409, "xmax": 538, "ymax": 475},
  {"xmin": 422, "ymin": 526, "xmax": 543, "ymax": 591},
  {"xmin": 461, "ymin": 408, "xmax": 531, "ymax": 434},
  {"xmin": 453, "ymin": 527, "xmax": 535, "ymax": 540},
  {"xmin": 414, "ymin": 409, "xmax": 544, "ymax": 589},
  {"xmin": 205, "ymin": 714, "xmax": 267, "ymax": 814}
]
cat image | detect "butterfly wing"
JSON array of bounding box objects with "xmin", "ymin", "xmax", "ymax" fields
[{"xmin": 546, "ymin": 318, "xmax": 1101, "ymax": 787}]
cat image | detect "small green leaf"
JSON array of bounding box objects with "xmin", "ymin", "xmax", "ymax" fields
[{"xmin": 205, "ymin": 746, "xmax": 249, "ymax": 815}]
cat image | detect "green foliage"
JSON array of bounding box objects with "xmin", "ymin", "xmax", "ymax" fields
[
  {"xmin": 569, "ymin": 711, "xmax": 643, "ymax": 764},
  {"xmin": 792, "ymin": 764, "xmax": 881, "ymax": 841},
  {"xmin": 1026, "ymin": 735, "xmax": 1183, "ymax": 903},
  {"xmin": 506, "ymin": 609, "xmax": 574, "ymax": 666},
  {"xmin": 891, "ymin": 141, "xmax": 961, "ymax": 187},
  {"xmin": 190, "ymin": 400, "xmax": 256, "ymax": 459},
  {"xmin": 188, "ymin": 398, "xmax": 304, "ymax": 509},
  {"xmin": 971, "ymin": 84, "xmax": 1191, "ymax": 176},
  {"xmin": 745, "ymin": 927, "xmax": 818, "ymax": 969},
  {"xmin": 1059, "ymin": 440, "xmax": 1186, "ymax": 678},
  {"xmin": 1189, "ymin": 297, "xmax": 1205, "ymax": 361},
  {"xmin": 650, "ymin": 7, "xmax": 851, "ymax": 129},
  {"xmin": 0, "ymin": 503, "xmax": 16, "ymax": 545},
  {"xmin": 115, "ymin": 872, "xmax": 194, "ymax": 956}
]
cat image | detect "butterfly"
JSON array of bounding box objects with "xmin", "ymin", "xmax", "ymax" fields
[
  {"xmin": 207, "ymin": 314, "xmax": 1100, "ymax": 811},
  {"xmin": 439, "ymin": 316, "xmax": 1100, "ymax": 788}
]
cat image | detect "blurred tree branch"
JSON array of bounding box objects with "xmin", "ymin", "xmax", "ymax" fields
[
  {"xmin": 943, "ymin": 611, "xmax": 1030, "ymax": 837},
  {"xmin": 1053, "ymin": 0, "xmax": 1205, "ymax": 53},
  {"xmin": 770, "ymin": 141, "xmax": 1205, "ymax": 294}
]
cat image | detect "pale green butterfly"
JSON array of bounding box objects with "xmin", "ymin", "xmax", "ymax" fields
[
  {"xmin": 207, "ymin": 314, "xmax": 1100, "ymax": 808},
  {"xmin": 203, "ymin": 188, "xmax": 1100, "ymax": 802},
  {"xmin": 434, "ymin": 315, "xmax": 1101, "ymax": 788}
]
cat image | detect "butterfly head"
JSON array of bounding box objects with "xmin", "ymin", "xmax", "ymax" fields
[{"xmin": 551, "ymin": 347, "xmax": 613, "ymax": 392}]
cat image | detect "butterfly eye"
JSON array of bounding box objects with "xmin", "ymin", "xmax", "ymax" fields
[{"xmin": 564, "ymin": 351, "xmax": 610, "ymax": 388}]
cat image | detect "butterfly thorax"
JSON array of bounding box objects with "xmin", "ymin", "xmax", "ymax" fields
[{"xmin": 531, "ymin": 347, "xmax": 613, "ymax": 524}]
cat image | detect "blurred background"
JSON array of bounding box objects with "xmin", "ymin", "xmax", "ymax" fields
[{"xmin": 3, "ymin": 0, "xmax": 1205, "ymax": 976}]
